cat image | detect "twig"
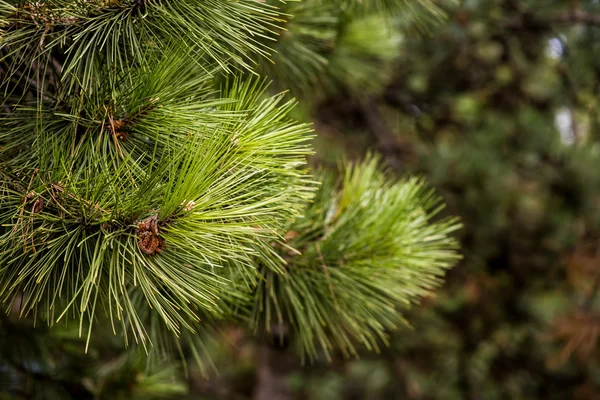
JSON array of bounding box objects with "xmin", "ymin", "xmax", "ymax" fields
[{"xmin": 49, "ymin": 182, "xmax": 110, "ymax": 215}]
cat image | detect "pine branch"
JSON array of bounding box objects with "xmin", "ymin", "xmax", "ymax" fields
[
  {"xmin": 247, "ymin": 156, "xmax": 461, "ymax": 361},
  {"xmin": 0, "ymin": 0, "xmax": 460, "ymax": 378},
  {"xmin": 258, "ymin": 0, "xmax": 438, "ymax": 97},
  {"xmin": 0, "ymin": 54, "xmax": 314, "ymax": 350},
  {"xmin": 1, "ymin": 0, "xmax": 285, "ymax": 93}
]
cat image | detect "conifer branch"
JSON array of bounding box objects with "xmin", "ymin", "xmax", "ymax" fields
[
  {"xmin": 248, "ymin": 156, "xmax": 461, "ymax": 361},
  {"xmin": 0, "ymin": 0, "xmax": 460, "ymax": 376}
]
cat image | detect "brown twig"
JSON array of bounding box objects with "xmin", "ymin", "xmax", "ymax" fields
[{"xmin": 49, "ymin": 182, "xmax": 110, "ymax": 215}]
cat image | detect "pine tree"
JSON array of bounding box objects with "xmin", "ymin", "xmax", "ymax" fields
[{"xmin": 0, "ymin": 0, "xmax": 460, "ymax": 397}]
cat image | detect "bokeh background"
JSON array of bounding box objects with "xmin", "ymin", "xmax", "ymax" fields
[{"xmin": 189, "ymin": 0, "xmax": 600, "ymax": 398}]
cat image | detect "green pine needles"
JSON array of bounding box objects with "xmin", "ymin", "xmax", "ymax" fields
[
  {"xmin": 259, "ymin": 0, "xmax": 443, "ymax": 97},
  {"xmin": 251, "ymin": 156, "xmax": 461, "ymax": 361},
  {"xmin": 0, "ymin": 0, "xmax": 282, "ymax": 91},
  {"xmin": 0, "ymin": 0, "xmax": 460, "ymax": 370}
]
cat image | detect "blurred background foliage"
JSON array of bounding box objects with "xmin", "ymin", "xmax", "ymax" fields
[
  {"xmin": 4, "ymin": 0, "xmax": 600, "ymax": 399},
  {"xmin": 192, "ymin": 0, "xmax": 600, "ymax": 398}
]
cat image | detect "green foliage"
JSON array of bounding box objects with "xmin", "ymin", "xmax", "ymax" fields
[
  {"xmin": 0, "ymin": 69, "xmax": 313, "ymax": 349},
  {"xmin": 0, "ymin": 0, "xmax": 318, "ymax": 358},
  {"xmin": 0, "ymin": 0, "xmax": 461, "ymax": 398},
  {"xmin": 251, "ymin": 156, "xmax": 460, "ymax": 361},
  {"xmin": 259, "ymin": 2, "xmax": 404, "ymax": 97},
  {"xmin": 257, "ymin": 0, "xmax": 445, "ymax": 100},
  {"xmin": 0, "ymin": 0, "xmax": 282, "ymax": 91}
]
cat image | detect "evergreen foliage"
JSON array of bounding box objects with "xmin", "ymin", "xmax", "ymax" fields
[
  {"xmin": 258, "ymin": 0, "xmax": 442, "ymax": 98},
  {"xmin": 251, "ymin": 156, "xmax": 460, "ymax": 361},
  {"xmin": 0, "ymin": 0, "xmax": 460, "ymax": 397}
]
